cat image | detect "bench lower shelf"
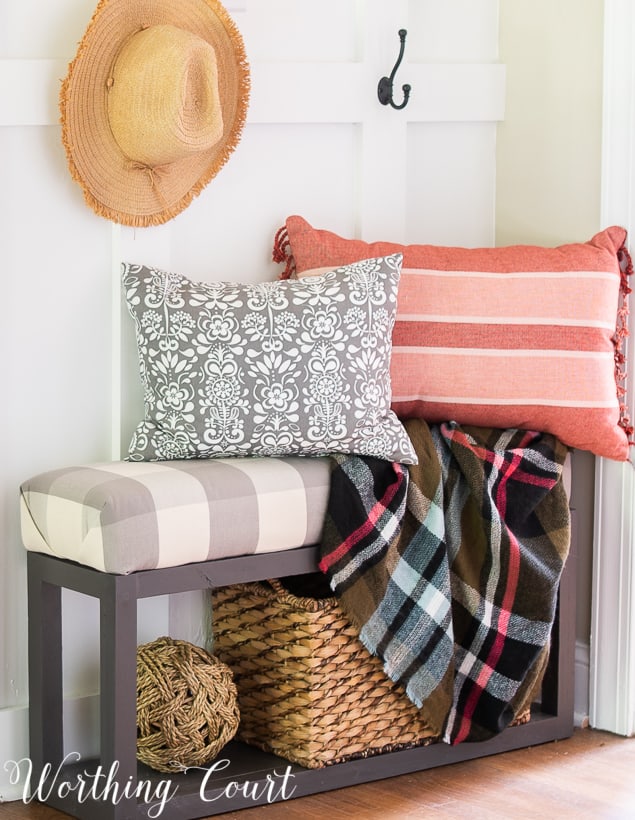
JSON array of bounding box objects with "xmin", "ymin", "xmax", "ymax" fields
[
  {"xmin": 34, "ymin": 710, "xmax": 573, "ymax": 820},
  {"xmin": 26, "ymin": 515, "xmax": 576, "ymax": 820}
]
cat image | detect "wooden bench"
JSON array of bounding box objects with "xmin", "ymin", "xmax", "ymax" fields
[{"xmin": 26, "ymin": 510, "xmax": 576, "ymax": 819}]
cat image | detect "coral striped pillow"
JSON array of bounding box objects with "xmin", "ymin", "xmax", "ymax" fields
[{"xmin": 274, "ymin": 215, "xmax": 633, "ymax": 461}]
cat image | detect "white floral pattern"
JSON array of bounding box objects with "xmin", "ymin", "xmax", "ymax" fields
[{"xmin": 123, "ymin": 255, "xmax": 416, "ymax": 463}]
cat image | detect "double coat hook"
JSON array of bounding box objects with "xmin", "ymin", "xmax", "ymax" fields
[{"xmin": 378, "ymin": 29, "xmax": 411, "ymax": 110}]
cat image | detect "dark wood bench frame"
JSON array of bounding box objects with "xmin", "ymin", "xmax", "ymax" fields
[{"xmin": 27, "ymin": 512, "xmax": 576, "ymax": 820}]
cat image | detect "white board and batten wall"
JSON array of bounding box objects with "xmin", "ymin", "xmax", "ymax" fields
[{"xmin": 0, "ymin": 0, "xmax": 503, "ymax": 797}]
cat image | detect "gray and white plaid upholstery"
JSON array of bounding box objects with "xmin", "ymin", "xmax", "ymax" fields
[{"xmin": 20, "ymin": 457, "xmax": 331, "ymax": 575}]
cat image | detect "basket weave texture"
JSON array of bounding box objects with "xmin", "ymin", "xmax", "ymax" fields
[
  {"xmin": 136, "ymin": 636, "xmax": 240, "ymax": 773},
  {"xmin": 212, "ymin": 577, "xmax": 438, "ymax": 769}
]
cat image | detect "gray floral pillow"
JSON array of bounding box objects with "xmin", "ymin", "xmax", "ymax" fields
[{"xmin": 122, "ymin": 255, "xmax": 416, "ymax": 463}]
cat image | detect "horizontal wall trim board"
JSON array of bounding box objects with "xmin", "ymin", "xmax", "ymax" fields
[
  {"xmin": 0, "ymin": 59, "xmax": 67, "ymax": 127},
  {"xmin": 249, "ymin": 62, "xmax": 505, "ymax": 123},
  {"xmin": 1, "ymin": 59, "xmax": 505, "ymax": 127}
]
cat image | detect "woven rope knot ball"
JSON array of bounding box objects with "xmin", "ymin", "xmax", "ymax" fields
[{"xmin": 136, "ymin": 636, "xmax": 240, "ymax": 772}]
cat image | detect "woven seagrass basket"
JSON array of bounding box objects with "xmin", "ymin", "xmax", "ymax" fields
[{"xmin": 211, "ymin": 574, "xmax": 439, "ymax": 769}]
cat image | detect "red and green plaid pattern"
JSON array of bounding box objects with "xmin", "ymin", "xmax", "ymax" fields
[{"xmin": 320, "ymin": 419, "xmax": 570, "ymax": 744}]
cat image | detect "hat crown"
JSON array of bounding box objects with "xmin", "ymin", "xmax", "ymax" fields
[{"xmin": 107, "ymin": 24, "xmax": 224, "ymax": 167}]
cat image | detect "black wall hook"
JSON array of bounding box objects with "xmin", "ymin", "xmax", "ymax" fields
[{"xmin": 378, "ymin": 29, "xmax": 411, "ymax": 110}]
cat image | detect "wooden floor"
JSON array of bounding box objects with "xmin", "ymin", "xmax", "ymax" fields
[{"xmin": 1, "ymin": 728, "xmax": 634, "ymax": 819}]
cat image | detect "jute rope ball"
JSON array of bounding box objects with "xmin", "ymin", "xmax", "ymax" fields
[{"xmin": 136, "ymin": 636, "xmax": 240, "ymax": 772}]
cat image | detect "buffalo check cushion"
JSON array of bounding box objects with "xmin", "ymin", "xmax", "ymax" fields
[
  {"xmin": 274, "ymin": 216, "xmax": 633, "ymax": 461},
  {"xmin": 20, "ymin": 457, "xmax": 331, "ymax": 574}
]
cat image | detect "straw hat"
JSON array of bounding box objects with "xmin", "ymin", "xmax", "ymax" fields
[{"xmin": 60, "ymin": 0, "xmax": 249, "ymax": 227}]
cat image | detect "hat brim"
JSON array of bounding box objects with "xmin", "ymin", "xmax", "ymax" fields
[{"xmin": 60, "ymin": 0, "xmax": 250, "ymax": 227}]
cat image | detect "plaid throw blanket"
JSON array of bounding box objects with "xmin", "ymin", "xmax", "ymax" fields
[{"xmin": 319, "ymin": 419, "xmax": 570, "ymax": 744}]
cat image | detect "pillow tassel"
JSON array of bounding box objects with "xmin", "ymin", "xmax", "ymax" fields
[
  {"xmin": 272, "ymin": 225, "xmax": 296, "ymax": 279},
  {"xmin": 615, "ymin": 240, "xmax": 634, "ymax": 444}
]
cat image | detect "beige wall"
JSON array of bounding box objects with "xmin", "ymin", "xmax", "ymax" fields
[
  {"xmin": 496, "ymin": 0, "xmax": 605, "ymax": 650},
  {"xmin": 497, "ymin": 0, "xmax": 604, "ymax": 246}
]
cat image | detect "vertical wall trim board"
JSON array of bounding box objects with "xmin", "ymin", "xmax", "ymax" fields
[
  {"xmin": 592, "ymin": 0, "xmax": 635, "ymax": 737},
  {"xmin": 111, "ymin": 224, "xmax": 122, "ymax": 461}
]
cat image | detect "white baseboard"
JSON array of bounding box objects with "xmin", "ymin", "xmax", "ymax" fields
[
  {"xmin": 0, "ymin": 693, "xmax": 99, "ymax": 803},
  {"xmin": 0, "ymin": 705, "xmax": 28, "ymax": 802},
  {"xmin": 574, "ymin": 640, "xmax": 590, "ymax": 728}
]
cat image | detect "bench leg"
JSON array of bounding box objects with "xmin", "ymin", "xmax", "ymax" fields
[
  {"xmin": 28, "ymin": 555, "xmax": 141, "ymax": 819},
  {"xmin": 27, "ymin": 565, "xmax": 63, "ymax": 787},
  {"xmin": 541, "ymin": 509, "xmax": 577, "ymax": 724},
  {"xmin": 99, "ymin": 576, "xmax": 139, "ymax": 818}
]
